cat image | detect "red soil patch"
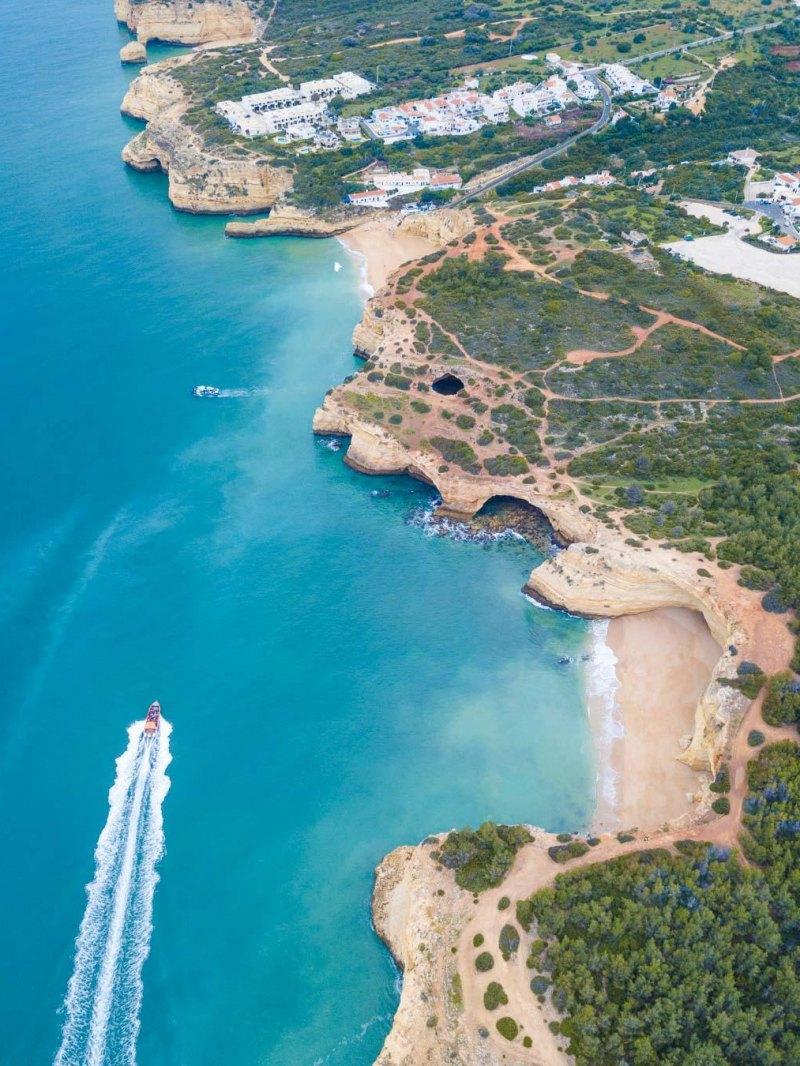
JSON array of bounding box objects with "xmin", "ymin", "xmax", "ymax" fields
[{"xmin": 771, "ymin": 45, "xmax": 800, "ymax": 57}]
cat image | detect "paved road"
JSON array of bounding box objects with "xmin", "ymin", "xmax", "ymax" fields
[{"xmin": 450, "ymin": 74, "xmax": 612, "ymax": 205}]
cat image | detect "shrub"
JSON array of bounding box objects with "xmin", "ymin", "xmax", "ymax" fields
[
  {"xmin": 484, "ymin": 454, "xmax": 529, "ymax": 477},
  {"xmin": 438, "ymin": 823, "xmax": 532, "ymax": 892},
  {"xmin": 748, "ymin": 730, "xmax": 765, "ymax": 747},
  {"xmin": 473, "ymin": 933, "xmax": 484, "ymax": 948},
  {"xmin": 410, "ymin": 400, "xmax": 431, "ymax": 413},
  {"xmin": 384, "ymin": 373, "xmax": 412, "ymax": 391},
  {"xmin": 712, "ymin": 796, "xmax": 731, "ymax": 815},
  {"xmin": 475, "ymin": 951, "xmax": 494, "ymax": 972},
  {"xmin": 531, "ymin": 975, "xmax": 550, "ymax": 995},
  {"xmin": 496, "ymin": 1017, "xmax": 519, "ymax": 1041},
  {"xmin": 763, "ymin": 672, "xmax": 800, "ymax": 727},
  {"xmin": 483, "ymin": 981, "xmax": 509, "ymax": 1010},
  {"xmin": 617, "ymin": 832, "xmax": 636, "ymax": 843},
  {"xmin": 497, "ymin": 896, "xmax": 510, "ymax": 911},
  {"xmin": 549, "ymin": 840, "xmax": 590, "ymax": 863},
  {"xmin": 516, "ymin": 898, "xmax": 535, "ymax": 931},
  {"xmin": 455, "ymin": 414, "xmax": 476, "ymax": 430},
  {"xmin": 388, "ymin": 414, "xmax": 403, "ymax": 425},
  {"xmin": 556, "ymin": 833, "xmax": 573, "ymax": 843},
  {"xmin": 523, "ymin": 1036, "xmax": 533, "ymax": 1048},
  {"xmin": 709, "ymin": 768, "xmax": 730, "ymax": 794},
  {"xmin": 499, "ymin": 923, "xmax": 520, "ymax": 958}
]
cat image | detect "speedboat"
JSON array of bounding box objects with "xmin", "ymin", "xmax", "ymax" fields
[
  {"xmin": 144, "ymin": 700, "xmax": 161, "ymax": 734},
  {"xmin": 193, "ymin": 385, "xmax": 220, "ymax": 398}
]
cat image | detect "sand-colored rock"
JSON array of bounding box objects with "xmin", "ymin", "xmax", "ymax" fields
[
  {"xmin": 120, "ymin": 40, "xmax": 147, "ymax": 64},
  {"xmin": 396, "ymin": 207, "xmax": 474, "ymax": 245},
  {"xmin": 120, "ymin": 64, "xmax": 291, "ymax": 214},
  {"xmin": 121, "ymin": 61, "xmax": 186, "ymax": 121},
  {"xmin": 225, "ymin": 205, "xmax": 358, "ymax": 238},
  {"xmin": 525, "ymin": 542, "xmax": 748, "ymax": 771},
  {"xmin": 115, "ymin": 0, "xmax": 254, "ymax": 46},
  {"xmin": 123, "ymin": 119, "xmax": 291, "ymax": 212}
]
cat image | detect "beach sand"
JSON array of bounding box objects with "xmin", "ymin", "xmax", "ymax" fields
[
  {"xmin": 593, "ymin": 607, "xmax": 721, "ymax": 832},
  {"xmin": 339, "ymin": 217, "xmax": 436, "ymax": 293}
]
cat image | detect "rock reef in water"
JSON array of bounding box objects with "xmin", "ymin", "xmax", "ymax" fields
[
  {"xmin": 225, "ymin": 205, "xmax": 359, "ymax": 239},
  {"xmin": 115, "ymin": 0, "xmax": 255, "ymax": 46},
  {"xmin": 121, "ymin": 62, "xmax": 291, "ymax": 214}
]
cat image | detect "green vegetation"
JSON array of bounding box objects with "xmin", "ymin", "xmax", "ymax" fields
[
  {"xmin": 429, "ymin": 435, "xmax": 481, "ymax": 473},
  {"xmin": 496, "ymin": 1016, "xmax": 519, "ymax": 1041},
  {"xmin": 660, "ymin": 162, "xmax": 745, "ymax": 204},
  {"xmin": 497, "ymin": 895, "xmax": 510, "ymax": 911},
  {"xmin": 475, "ymin": 951, "xmax": 495, "ymax": 972},
  {"xmin": 483, "ymin": 981, "xmax": 509, "ymax": 1011},
  {"xmin": 433, "ymin": 822, "xmax": 532, "ymax": 892},
  {"xmin": 524, "ymin": 743, "xmax": 800, "ymax": 1065},
  {"xmin": 762, "ymin": 672, "xmax": 800, "ymax": 726},
  {"xmin": 748, "ymin": 729, "xmax": 766, "ymax": 747},
  {"xmin": 548, "ymin": 839, "xmax": 590, "ymax": 863},
  {"xmin": 472, "ymin": 932, "xmax": 484, "ymax": 948},
  {"xmin": 498, "ymin": 923, "xmax": 520, "ymax": 958},
  {"xmin": 419, "ymin": 254, "xmax": 650, "ymax": 370}
]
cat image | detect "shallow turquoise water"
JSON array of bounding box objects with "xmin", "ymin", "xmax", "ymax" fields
[{"xmin": 0, "ymin": 3, "xmax": 594, "ymax": 1063}]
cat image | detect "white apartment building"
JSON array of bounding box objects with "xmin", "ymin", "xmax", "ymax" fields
[{"xmin": 603, "ymin": 63, "xmax": 655, "ymax": 96}]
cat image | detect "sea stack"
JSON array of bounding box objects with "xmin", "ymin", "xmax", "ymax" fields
[{"xmin": 120, "ymin": 41, "xmax": 147, "ymax": 64}]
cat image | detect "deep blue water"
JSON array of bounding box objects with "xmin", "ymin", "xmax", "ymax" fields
[{"xmin": 0, "ymin": 2, "xmax": 594, "ymax": 1063}]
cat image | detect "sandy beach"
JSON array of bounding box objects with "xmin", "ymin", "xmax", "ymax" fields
[
  {"xmin": 338, "ymin": 216, "xmax": 436, "ymax": 293},
  {"xmin": 591, "ymin": 607, "xmax": 721, "ymax": 832}
]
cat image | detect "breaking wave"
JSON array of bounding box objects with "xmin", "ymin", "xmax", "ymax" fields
[
  {"xmin": 55, "ymin": 719, "xmax": 172, "ymax": 1066},
  {"xmin": 584, "ymin": 621, "xmax": 623, "ymax": 819}
]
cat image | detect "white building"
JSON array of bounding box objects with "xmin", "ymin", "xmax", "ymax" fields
[
  {"xmin": 603, "ymin": 63, "xmax": 655, "ymax": 96},
  {"xmin": 727, "ymin": 147, "xmax": 760, "ymax": 167},
  {"xmin": 773, "ymin": 172, "xmax": 800, "ymax": 200},
  {"xmin": 217, "ymin": 71, "xmax": 373, "ymax": 139},
  {"xmin": 337, "ymin": 116, "xmax": 364, "ymax": 141},
  {"xmin": 347, "ymin": 189, "xmax": 389, "ymax": 208}
]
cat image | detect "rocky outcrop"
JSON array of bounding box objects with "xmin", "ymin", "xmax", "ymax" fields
[
  {"xmin": 120, "ymin": 40, "xmax": 147, "ymax": 63},
  {"xmin": 372, "ymin": 843, "xmax": 482, "ymax": 1065},
  {"xmin": 525, "ymin": 543, "xmax": 747, "ymax": 771},
  {"xmin": 313, "ymin": 402, "xmax": 597, "ymax": 543},
  {"xmin": 121, "ymin": 64, "xmax": 291, "ymax": 214},
  {"xmin": 115, "ymin": 0, "xmax": 255, "ymax": 45},
  {"xmin": 396, "ymin": 207, "xmax": 474, "ymax": 245},
  {"xmin": 225, "ymin": 205, "xmax": 359, "ymax": 238},
  {"xmin": 123, "ymin": 118, "xmax": 291, "ymax": 212},
  {"xmin": 120, "ymin": 61, "xmax": 186, "ymax": 121}
]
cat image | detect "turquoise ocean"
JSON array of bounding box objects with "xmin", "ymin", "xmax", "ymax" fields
[{"xmin": 0, "ymin": 1, "xmax": 595, "ymax": 1062}]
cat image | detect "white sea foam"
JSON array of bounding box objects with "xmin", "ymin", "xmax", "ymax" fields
[
  {"xmin": 584, "ymin": 620, "xmax": 623, "ymax": 820},
  {"xmin": 336, "ymin": 238, "xmax": 374, "ymax": 299},
  {"xmin": 55, "ymin": 720, "xmax": 172, "ymax": 1066},
  {"xmin": 406, "ymin": 501, "xmax": 526, "ymax": 545}
]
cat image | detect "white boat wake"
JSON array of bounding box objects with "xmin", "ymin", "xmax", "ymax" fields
[{"xmin": 55, "ymin": 719, "xmax": 172, "ymax": 1066}]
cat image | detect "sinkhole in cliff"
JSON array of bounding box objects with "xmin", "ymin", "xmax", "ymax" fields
[{"xmin": 431, "ymin": 373, "xmax": 464, "ymax": 396}]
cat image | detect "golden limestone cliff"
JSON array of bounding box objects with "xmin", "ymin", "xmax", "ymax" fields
[
  {"xmin": 121, "ymin": 63, "xmax": 291, "ymax": 213},
  {"xmin": 225, "ymin": 205, "xmax": 358, "ymax": 239},
  {"xmin": 314, "ymin": 291, "xmax": 763, "ymax": 777},
  {"xmin": 115, "ymin": 0, "xmax": 255, "ymax": 46}
]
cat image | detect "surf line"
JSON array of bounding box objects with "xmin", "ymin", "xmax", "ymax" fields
[{"xmin": 55, "ymin": 709, "xmax": 172, "ymax": 1066}]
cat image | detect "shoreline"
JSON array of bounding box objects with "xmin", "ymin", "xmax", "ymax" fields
[
  {"xmin": 588, "ymin": 607, "xmax": 723, "ymax": 832},
  {"xmin": 337, "ymin": 217, "xmax": 437, "ymax": 294}
]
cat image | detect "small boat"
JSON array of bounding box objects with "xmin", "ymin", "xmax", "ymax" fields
[
  {"xmin": 144, "ymin": 700, "xmax": 161, "ymax": 734},
  {"xmin": 193, "ymin": 385, "xmax": 220, "ymax": 398}
]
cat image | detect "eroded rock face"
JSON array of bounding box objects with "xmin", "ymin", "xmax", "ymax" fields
[
  {"xmin": 397, "ymin": 207, "xmax": 474, "ymax": 246},
  {"xmin": 123, "ymin": 120, "xmax": 291, "ymax": 212},
  {"xmin": 526, "ymin": 543, "xmax": 747, "ymax": 771},
  {"xmin": 115, "ymin": 0, "xmax": 255, "ymax": 46},
  {"xmin": 121, "ymin": 64, "xmax": 292, "ymax": 214}
]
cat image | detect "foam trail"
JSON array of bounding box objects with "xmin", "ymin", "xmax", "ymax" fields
[
  {"xmin": 584, "ymin": 620, "xmax": 623, "ymax": 821},
  {"xmin": 55, "ymin": 720, "xmax": 172, "ymax": 1066}
]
